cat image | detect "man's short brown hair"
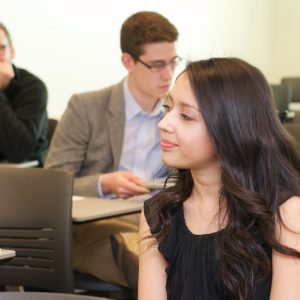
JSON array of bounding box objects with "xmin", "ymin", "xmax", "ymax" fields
[
  {"xmin": 0, "ymin": 22, "xmax": 13, "ymax": 46},
  {"xmin": 120, "ymin": 11, "xmax": 178, "ymax": 57}
]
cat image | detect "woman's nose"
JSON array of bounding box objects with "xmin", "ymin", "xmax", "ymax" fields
[{"xmin": 158, "ymin": 114, "xmax": 174, "ymax": 133}]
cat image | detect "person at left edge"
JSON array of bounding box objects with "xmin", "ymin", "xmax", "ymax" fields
[{"xmin": 0, "ymin": 22, "xmax": 48, "ymax": 166}]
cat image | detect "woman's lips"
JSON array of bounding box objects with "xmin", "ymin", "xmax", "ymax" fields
[{"xmin": 160, "ymin": 139, "xmax": 177, "ymax": 149}]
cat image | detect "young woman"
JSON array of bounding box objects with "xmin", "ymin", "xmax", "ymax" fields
[{"xmin": 139, "ymin": 58, "xmax": 300, "ymax": 300}]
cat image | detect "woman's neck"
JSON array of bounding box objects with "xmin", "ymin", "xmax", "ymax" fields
[
  {"xmin": 184, "ymin": 165, "xmax": 227, "ymax": 234},
  {"xmin": 191, "ymin": 162, "xmax": 222, "ymax": 208}
]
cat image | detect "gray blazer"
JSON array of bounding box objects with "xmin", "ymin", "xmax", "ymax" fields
[{"xmin": 45, "ymin": 80, "xmax": 126, "ymax": 197}]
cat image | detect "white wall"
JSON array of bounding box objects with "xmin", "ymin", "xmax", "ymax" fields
[
  {"xmin": 270, "ymin": 0, "xmax": 300, "ymax": 83},
  {"xmin": 1, "ymin": 0, "xmax": 274, "ymax": 118}
]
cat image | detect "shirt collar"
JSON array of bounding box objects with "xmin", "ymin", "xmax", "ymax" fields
[{"xmin": 123, "ymin": 77, "xmax": 163, "ymax": 121}]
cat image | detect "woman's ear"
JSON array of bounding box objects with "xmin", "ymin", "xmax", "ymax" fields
[{"xmin": 121, "ymin": 52, "xmax": 135, "ymax": 72}]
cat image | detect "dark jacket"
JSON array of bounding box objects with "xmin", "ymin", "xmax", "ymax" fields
[{"xmin": 0, "ymin": 65, "xmax": 48, "ymax": 165}]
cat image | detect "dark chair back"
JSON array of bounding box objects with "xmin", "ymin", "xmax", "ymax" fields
[
  {"xmin": 270, "ymin": 83, "xmax": 292, "ymax": 113},
  {"xmin": 0, "ymin": 167, "xmax": 74, "ymax": 293},
  {"xmin": 281, "ymin": 77, "xmax": 300, "ymax": 103}
]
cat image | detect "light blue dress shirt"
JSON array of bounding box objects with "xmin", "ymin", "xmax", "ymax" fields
[{"xmin": 98, "ymin": 78, "xmax": 168, "ymax": 197}]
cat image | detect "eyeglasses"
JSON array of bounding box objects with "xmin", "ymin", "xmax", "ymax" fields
[
  {"xmin": 0, "ymin": 44, "xmax": 8, "ymax": 54},
  {"xmin": 130, "ymin": 54, "xmax": 182, "ymax": 73}
]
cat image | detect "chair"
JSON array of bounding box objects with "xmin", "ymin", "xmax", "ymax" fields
[
  {"xmin": 0, "ymin": 167, "xmax": 74, "ymax": 293},
  {"xmin": 0, "ymin": 167, "xmax": 133, "ymax": 298},
  {"xmin": 0, "ymin": 291, "xmax": 109, "ymax": 300},
  {"xmin": 281, "ymin": 77, "xmax": 300, "ymax": 103},
  {"xmin": 74, "ymin": 272, "xmax": 134, "ymax": 299},
  {"xmin": 270, "ymin": 84, "xmax": 292, "ymax": 112},
  {"xmin": 270, "ymin": 84, "xmax": 292, "ymax": 122},
  {"xmin": 47, "ymin": 118, "xmax": 58, "ymax": 146}
]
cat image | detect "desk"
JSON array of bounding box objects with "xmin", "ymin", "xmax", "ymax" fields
[
  {"xmin": 290, "ymin": 102, "xmax": 300, "ymax": 112},
  {"xmin": 0, "ymin": 248, "xmax": 16, "ymax": 260},
  {"xmin": 0, "ymin": 292, "xmax": 110, "ymax": 300},
  {"xmin": 72, "ymin": 195, "xmax": 147, "ymax": 223}
]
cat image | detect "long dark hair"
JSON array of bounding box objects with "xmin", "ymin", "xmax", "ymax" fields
[{"xmin": 149, "ymin": 58, "xmax": 300, "ymax": 299}]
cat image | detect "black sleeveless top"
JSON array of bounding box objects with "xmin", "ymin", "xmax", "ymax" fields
[{"xmin": 144, "ymin": 191, "xmax": 294, "ymax": 300}]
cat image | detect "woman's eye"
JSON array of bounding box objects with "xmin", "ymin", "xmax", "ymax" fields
[
  {"xmin": 162, "ymin": 104, "xmax": 172, "ymax": 113},
  {"xmin": 180, "ymin": 114, "xmax": 193, "ymax": 121}
]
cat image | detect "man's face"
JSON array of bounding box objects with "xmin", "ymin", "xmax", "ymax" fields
[
  {"xmin": 0, "ymin": 29, "xmax": 14, "ymax": 63},
  {"xmin": 127, "ymin": 42, "xmax": 177, "ymax": 100}
]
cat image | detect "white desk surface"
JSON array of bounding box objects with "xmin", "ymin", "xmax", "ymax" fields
[
  {"xmin": 0, "ymin": 248, "xmax": 16, "ymax": 260},
  {"xmin": 72, "ymin": 195, "xmax": 148, "ymax": 222},
  {"xmin": 0, "ymin": 160, "xmax": 39, "ymax": 168}
]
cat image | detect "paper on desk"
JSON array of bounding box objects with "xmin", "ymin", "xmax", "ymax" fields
[
  {"xmin": 0, "ymin": 248, "xmax": 16, "ymax": 260},
  {"xmin": 73, "ymin": 195, "xmax": 85, "ymax": 202}
]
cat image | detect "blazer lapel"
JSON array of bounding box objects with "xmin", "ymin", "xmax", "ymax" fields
[{"xmin": 108, "ymin": 80, "xmax": 126, "ymax": 170}]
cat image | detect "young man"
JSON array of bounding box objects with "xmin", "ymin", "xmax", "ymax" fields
[
  {"xmin": 45, "ymin": 11, "xmax": 179, "ymax": 286},
  {"xmin": 0, "ymin": 23, "xmax": 48, "ymax": 166}
]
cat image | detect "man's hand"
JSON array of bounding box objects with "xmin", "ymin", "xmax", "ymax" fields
[
  {"xmin": 102, "ymin": 171, "xmax": 150, "ymax": 198},
  {"xmin": 0, "ymin": 61, "xmax": 14, "ymax": 90}
]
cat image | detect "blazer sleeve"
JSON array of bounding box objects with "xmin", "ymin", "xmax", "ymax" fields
[{"xmin": 45, "ymin": 94, "xmax": 101, "ymax": 197}]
